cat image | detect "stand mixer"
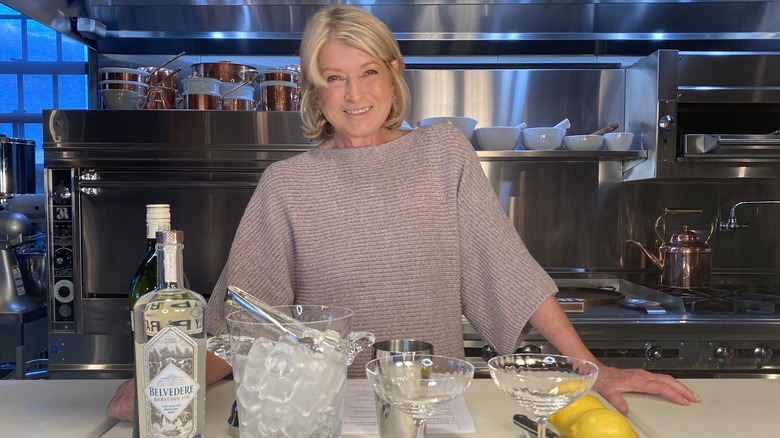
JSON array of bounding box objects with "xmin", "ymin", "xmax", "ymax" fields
[{"xmin": 0, "ymin": 211, "xmax": 40, "ymax": 314}]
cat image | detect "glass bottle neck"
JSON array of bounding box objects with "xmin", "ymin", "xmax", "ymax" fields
[{"xmin": 156, "ymin": 242, "xmax": 184, "ymax": 289}]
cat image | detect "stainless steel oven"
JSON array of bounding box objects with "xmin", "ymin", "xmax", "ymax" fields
[{"xmin": 44, "ymin": 110, "xmax": 313, "ymax": 378}]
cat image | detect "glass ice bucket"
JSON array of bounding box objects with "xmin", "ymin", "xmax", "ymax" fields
[{"xmin": 227, "ymin": 306, "xmax": 374, "ymax": 438}]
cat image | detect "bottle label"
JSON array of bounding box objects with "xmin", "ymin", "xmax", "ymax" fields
[
  {"xmin": 143, "ymin": 299, "xmax": 204, "ymax": 336},
  {"xmin": 142, "ymin": 326, "xmax": 201, "ymax": 438}
]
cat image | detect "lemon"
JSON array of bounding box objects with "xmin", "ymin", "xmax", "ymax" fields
[
  {"xmin": 548, "ymin": 394, "xmax": 606, "ymax": 437},
  {"xmin": 551, "ymin": 380, "xmax": 589, "ymax": 396},
  {"xmin": 569, "ymin": 408, "xmax": 639, "ymax": 438}
]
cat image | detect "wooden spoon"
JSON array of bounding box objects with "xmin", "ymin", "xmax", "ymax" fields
[{"xmin": 592, "ymin": 123, "xmax": 619, "ymax": 135}]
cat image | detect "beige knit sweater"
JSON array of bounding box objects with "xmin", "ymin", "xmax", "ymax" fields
[{"xmin": 206, "ymin": 123, "xmax": 557, "ymax": 376}]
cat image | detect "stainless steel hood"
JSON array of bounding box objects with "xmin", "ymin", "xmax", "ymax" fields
[{"xmin": 4, "ymin": 0, "xmax": 780, "ymax": 56}]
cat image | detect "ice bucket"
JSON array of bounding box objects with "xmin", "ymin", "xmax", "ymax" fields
[{"xmin": 227, "ymin": 306, "xmax": 374, "ymax": 438}]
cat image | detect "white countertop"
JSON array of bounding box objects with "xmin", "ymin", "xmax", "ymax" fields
[
  {"xmin": 0, "ymin": 379, "xmax": 120, "ymax": 438},
  {"xmin": 6, "ymin": 377, "xmax": 776, "ymax": 437},
  {"xmin": 104, "ymin": 379, "xmax": 534, "ymax": 438},
  {"xmin": 625, "ymin": 378, "xmax": 780, "ymax": 438}
]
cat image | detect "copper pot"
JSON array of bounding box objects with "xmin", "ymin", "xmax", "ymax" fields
[
  {"xmin": 184, "ymin": 94, "xmax": 221, "ymax": 110},
  {"xmin": 99, "ymin": 67, "xmax": 150, "ymax": 83},
  {"xmin": 99, "ymin": 80, "xmax": 149, "ymax": 96},
  {"xmin": 257, "ymin": 80, "xmax": 299, "ymax": 111},
  {"xmin": 190, "ymin": 61, "xmax": 258, "ymax": 83},
  {"xmin": 139, "ymin": 66, "xmax": 179, "ymax": 110},
  {"xmin": 221, "ymin": 98, "xmax": 255, "ymax": 111},
  {"xmin": 257, "ymin": 68, "xmax": 299, "ymax": 84}
]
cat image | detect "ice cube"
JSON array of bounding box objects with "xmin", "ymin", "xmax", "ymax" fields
[
  {"xmin": 265, "ymin": 340, "xmax": 298, "ymax": 378},
  {"xmin": 256, "ymin": 400, "xmax": 287, "ymax": 434}
]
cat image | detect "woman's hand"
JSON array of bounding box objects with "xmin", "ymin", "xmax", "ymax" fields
[
  {"xmin": 106, "ymin": 378, "xmax": 135, "ymax": 422},
  {"xmin": 106, "ymin": 351, "xmax": 232, "ymax": 423},
  {"xmin": 592, "ymin": 365, "xmax": 700, "ymax": 414}
]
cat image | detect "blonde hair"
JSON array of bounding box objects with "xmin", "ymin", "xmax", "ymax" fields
[{"xmin": 299, "ymin": 5, "xmax": 410, "ymax": 141}]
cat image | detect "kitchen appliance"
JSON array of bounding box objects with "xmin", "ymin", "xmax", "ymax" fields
[
  {"xmin": 0, "ymin": 211, "xmax": 37, "ymax": 315},
  {"xmin": 465, "ymin": 277, "xmax": 780, "ymax": 379},
  {"xmin": 625, "ymin": 50, "xmax": 780, "ymax": 180},
  {"xmin": 0, "ymin": 135, "xmax": 36, "ymax": 197},
  {"xmin": 0, "ymin": 210, "xmax": 48, "ymax": 379},
  {"xmin": 43, "ymin": 110, "xmax": 314, "ymax": 378}
]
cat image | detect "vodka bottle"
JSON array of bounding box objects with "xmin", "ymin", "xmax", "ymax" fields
[
  {"xmin": 129, "ymin": 204, "xmax": 171, "ymax": 327},
  {"xmin": 133, "ymin": 230, "xmax": 206, "ymax": 438}
]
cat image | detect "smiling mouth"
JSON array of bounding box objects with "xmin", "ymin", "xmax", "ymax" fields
[{"xmin": 345, "ymin": 106, "xmax": 371, "ymax": 115}]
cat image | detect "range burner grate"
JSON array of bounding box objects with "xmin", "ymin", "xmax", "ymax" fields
[{"xmin": 662, "ymin": 285, "xmax": 779, "ymax": 314}]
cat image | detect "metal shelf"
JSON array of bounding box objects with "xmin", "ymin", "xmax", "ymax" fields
[{"xmin": 476, "ymin": 149, "xmax": 647, "ymax": 162}]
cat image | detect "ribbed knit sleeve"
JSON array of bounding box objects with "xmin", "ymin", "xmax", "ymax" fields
[
  {"xmin": 206, "ymin": 163, "xmax": 297, "ymax": 336},
  {"xmin": 453, "ymin": 132, "xmax": 558, "ymax": 355}
]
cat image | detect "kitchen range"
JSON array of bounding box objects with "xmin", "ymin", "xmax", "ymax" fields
[{"xmin": 465, "ymin": 275, "xmax": 780, "ymax": 378}]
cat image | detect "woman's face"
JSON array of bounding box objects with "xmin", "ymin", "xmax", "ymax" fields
[{"xmin": 316, "ymin": 39, "xmax": 399, "ymax": 148}]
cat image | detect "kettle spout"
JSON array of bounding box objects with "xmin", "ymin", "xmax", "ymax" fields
[{"xmin": 626, "ymin": 240, "xmax": 664, "ymax": 270}]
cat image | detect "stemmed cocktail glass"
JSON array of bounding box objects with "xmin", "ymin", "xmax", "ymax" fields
[
  {"xmin": 487, "ymin": 354, "xmax": 599, "ymax": 438},
  {"xmin": 365, "ymin": 353, "xmax": 475, "ymax": 438}
]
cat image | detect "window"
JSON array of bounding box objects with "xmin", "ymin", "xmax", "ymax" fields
[{"xmin": 0, "ymin": 4, "xmax": 88, "ymax": 193}]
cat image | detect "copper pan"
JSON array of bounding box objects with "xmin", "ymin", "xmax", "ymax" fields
[
  {"xmin": 221, "ymin": 98, "xmax": 255, "ymax": 111},
  {"xmin": 184, "ymin": 94, "xmax": 220, "ymax": 110},
  {"xmin": 190, "ymin": 61, "xmax": 259, "ymax": 83}
]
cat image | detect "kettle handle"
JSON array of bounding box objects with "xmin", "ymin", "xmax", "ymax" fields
[{"xmin": 654, "ymin": 208, "xmax": 715, "ymax": 243}]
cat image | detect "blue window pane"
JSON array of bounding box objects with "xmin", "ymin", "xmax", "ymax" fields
[
  {"xmin": 28, "ymin": 21, "xmax": 57, "ymax": 62},
  {"xmin": 0, "ymin": 5, "xmax": 20, "ymax": 15},
  {"xmin": 0, "ymin": 19, "xmax": 22, "ymax": 61},
  {"xmin": 0, "ymin": 123, "xmax": 12, "ymax": 137},
  {"xmin": 23, "ymin": 122, "xmax": 43, "ymax": 162},
  {"xmin": 58, "ymin": 75, "xmax": 88, "ymax": 109},
  {"xmin": 0, "ymin": 74, "xmax": 19, "ymax": 112},
  {"xmin": 23, "ymin": 75, "xmax": 52, "ymax": 114},
  {"xmin": 62, "ymin": 36, "xmax": 88, "ymax": 62},
  {"xmin": 23, "ymin": 123, "xmax": 44, "ymax": 193}
]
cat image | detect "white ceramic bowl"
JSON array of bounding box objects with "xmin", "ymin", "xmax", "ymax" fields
[
  {"xmin": 604, "ymin": 132, "xmax": 635, "ymax": 151},
  {"xmin": 182, "ymin": 76, "xmax": 222, "ymax": 96},
  {"xmin": 475, "ymin": 126, "xmax": 522, "ymax": 150},
  {"xmin": 220, "ymin": 82, "xmax": 254, "ymax": 100},
  {"xmin": 419, "ymin": 116, "xmax": 478, "ymax": 139},
  {"xmin": 100, "ymin": 88, "xmax": 146, "ymax": 110},
  {"xmin": 98, "ymin": 67, "xmax": 151, "ymax": 83},
  {"xmin": 522, "ymin": 127, "xmax": 566, "ymax": 150},
  {"xmin": 563, "ymin": 134, "xmax": 604, "ymax": 151}
]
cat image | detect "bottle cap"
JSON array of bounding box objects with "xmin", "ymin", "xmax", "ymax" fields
[
  {"xmin": 156, "ymin": 229, "xmax": 183, "ymax": 245},
  {"xmin": 146, "ymin": 204, "xmax": 171, "ymax": 222}
]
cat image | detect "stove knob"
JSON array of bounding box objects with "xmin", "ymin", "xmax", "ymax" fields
[
  {"xmin": 644, "ymin": 343, "xmax": 663, "ymax": 361},
  {"xmin": 754, "ymin": 345, "xmax": 773, "ymax": 366},
  {"xmin": 515, "ymin": 345, "xmax": 542, "ymax": 354},
  {"xmin": 481, "ymin": 345, "xmax": 498, "ymax": 362},
  {"xmin": 658, "ymin": 114, "xmax": 676, "ymax": 132},
  {"xmin": 715, "ymin": 345, "xmax": 735, "ymax": 365}
]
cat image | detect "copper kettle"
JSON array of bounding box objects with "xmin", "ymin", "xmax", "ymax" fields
[{"xmin": 627, "ymin": 208, "xmax": 714, "ymax": 289}]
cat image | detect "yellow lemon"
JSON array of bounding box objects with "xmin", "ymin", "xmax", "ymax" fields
[
  {"xmin": 548, "ymin": 394, "xmax": 606, "ymax": 437},
  {"xmin": 549, "ymin": 380, "xmax": 589, "ymax": 396},
  {"xmin": 569, "ymin": 408, "xmax": 639, "ymax": 438}
]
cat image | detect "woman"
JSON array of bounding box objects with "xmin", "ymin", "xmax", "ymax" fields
[
  {"xmin": 109, "ymin": 4, "xmax": 697, "ymax": 422},
  {"xmin": 206, "ymin": 5, "xmax": 698, "ymax": 414}
]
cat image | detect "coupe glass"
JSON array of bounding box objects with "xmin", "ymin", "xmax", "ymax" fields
[
  {"xmin": 487, "ymin": 354, "xmax": 599, "ymax": 438},
  {"xmin": 365, "ymin": 353, "xmax": 475, "ymax": 438}
]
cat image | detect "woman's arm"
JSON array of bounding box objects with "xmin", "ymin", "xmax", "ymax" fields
[{"xmin": 528, "ymin": 295, "xmax": 700, "ymax": 414}]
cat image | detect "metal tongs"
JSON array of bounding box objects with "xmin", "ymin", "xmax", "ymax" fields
[{"xmin": 225, "ymin": 285, "xmax": 347, "ymax": 355}]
